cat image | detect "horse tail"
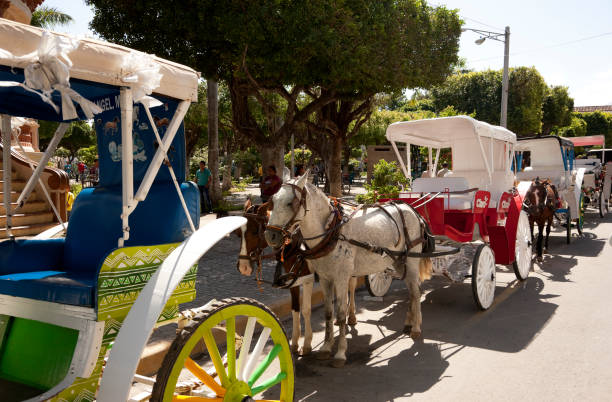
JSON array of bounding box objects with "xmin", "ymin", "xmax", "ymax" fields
[{"xmin": 419, "ymin": 257, "xmax": 433, "ymax": 282}]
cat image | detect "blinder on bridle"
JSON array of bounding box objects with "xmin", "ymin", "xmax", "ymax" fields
[
  {"xmin": 265, "ymin": 183, "xmax": 308, "ymax": 241},
  {"xmin": 237, "ymin": 204, "xmax": 270, "ymax": 266}
]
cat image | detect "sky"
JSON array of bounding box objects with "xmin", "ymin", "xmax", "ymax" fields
[{"xmin": 43, "ymin": 0, "xmax": 612, "ymax": 106}]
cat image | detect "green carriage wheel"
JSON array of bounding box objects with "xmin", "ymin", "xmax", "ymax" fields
[{"xmin": 151, "ymin": 297, "xmax": 294, "ymax": 402}]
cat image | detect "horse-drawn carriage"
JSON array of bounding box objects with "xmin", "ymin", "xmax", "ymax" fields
[
  {"xmin": 381, "ymin": 116, "xmax": 532, "ymax": 309},
  {"xmin": 515, "ymin": 136, "xmax": 585, "ymax": 243},
  {"xmin": 565, "ymin": 135, "xmax": 611, "ymax": 218},
  {"xmin": 0, "ymin": 19, "xmax": 294, "ymax": 401}
]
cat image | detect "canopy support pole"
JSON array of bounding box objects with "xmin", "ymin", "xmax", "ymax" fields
[
  {"xmin": 119, "ymin": 88, "xmax": 134, "ymax": 247},
  {"xmin": 428, "ymin": 147, "xmax": 433, "ymax": 176},
  {"xmin": 390, "ymin": 141, "xmax": 409, "ymax": 178},
  {"xmin": 406, "ymin": 143, "xmax": 412, "ymax": 183},
  {"xmin": 141, "ymin": 103, "xmax": 195, "ymax": 234},
  {"xmin": 433, "ymin": 148, "xmax": 441, "ymax": 176},
  {"xmin": 1, "ymin": 115, "xmax": 12, "ymax": 238},
  {"xmin": 10, "ymin": 131, "xmax": 65, "ymax": 230},
  {"xmin": 475, "ymin": 134, "xmax": 492, "ymax": 184},
  {"xmin": 15, "ymin": 123, "xmax": 69, "ymax": 210}
]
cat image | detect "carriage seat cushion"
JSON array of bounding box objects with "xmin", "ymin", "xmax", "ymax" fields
[
  {"xmin": 63, "ymin": 182, "xmax": 199, "ymax": 274},
  {"xmin": 409, "ymin": 177, "xmax": 472, "ymax": 210},
  {"xmin": 0, "ymin": 239, "xmax": 94, "ymax": 305},
  {"xmin": 412, "ymin": 177, "xmax": 469, "ymax": 193},
  {"xmin": 0, "ymin": 270, "xmax": 94, "ymax": 306}
]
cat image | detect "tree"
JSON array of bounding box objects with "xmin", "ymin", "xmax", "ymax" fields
[
  {"xmin": 30, "ymin": 6, "xmax": 73, "ymax": 29},
  {"xmin": 574, "ymin": 111, "xmax": 612, "ymax": 145},
  {"xmin": 542, "ymin": 86, "xmax": 574, "ymax": 135},
  {"xmin": 207, "ymin": 79, "xmax": 222, "ymax": 205},
  {"xmin": 556, "ymin": 116, "xmax": 587, "ymax": 138},
  {"xmin": 87, "ymin": 0, "xmax": 462, "ymax": 196},
  {"xmin": 431, "ymin": 67, "xmax": 548, "ymax": 135},
  {"xmin": 506, "ymin": 67, "xmax": 548, "ymax": 135},
  {"xmin": 298, "ymin": 1, "xmax": 462, "ymax": 195},
  {"xmin": 54, "ymin": 121, "xmax": 96, "ymax": 162}
]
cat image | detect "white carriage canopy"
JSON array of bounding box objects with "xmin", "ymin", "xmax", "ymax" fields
[
  {"xmin": 0, "ymin": 17, "xmax": 200, "ymax": 245},
  {"xmin": 385, "ymin": 116, "xmax": 517, "ymax": 196}
]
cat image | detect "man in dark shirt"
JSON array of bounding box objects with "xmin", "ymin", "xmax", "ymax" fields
[{"xmin": 260, "ymin": 165, "xmax": 281, "ymax": 203}]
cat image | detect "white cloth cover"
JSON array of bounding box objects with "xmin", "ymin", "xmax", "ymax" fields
[{"xmin": 0, "ymin": 18, "xmax": 199, "ymax": 103}]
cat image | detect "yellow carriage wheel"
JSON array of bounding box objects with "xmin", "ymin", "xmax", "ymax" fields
[{"xmin": 151, "ymin": 298, "xmax": 294, "ymax": 402}]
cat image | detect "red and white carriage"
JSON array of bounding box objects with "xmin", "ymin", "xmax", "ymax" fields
[{"xmin": 379, "ymin": 116, "xmax": 532, "ymax": 309}]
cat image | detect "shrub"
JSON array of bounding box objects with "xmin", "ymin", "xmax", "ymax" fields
[{"xmin": 355, "ymin": 160, "xmax": 408, "ymax": 204}]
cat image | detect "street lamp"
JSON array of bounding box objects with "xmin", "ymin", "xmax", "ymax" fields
[{"xmin": 462, "ymin": 26, "xmax": 510, "ymax": 128}]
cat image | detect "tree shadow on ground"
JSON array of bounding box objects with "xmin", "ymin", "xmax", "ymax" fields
[{"xmin": 293, "ymin": 276, "xmax": 557, "ymax": 401}]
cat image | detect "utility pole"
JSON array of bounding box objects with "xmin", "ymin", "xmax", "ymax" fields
[
  {"xmin": 500, "ymin": 26, "xmax": 510, "ymax": 128},
  {"xmin": 463, "ymin": 26, "xmax": 511, "ymax": 127}
]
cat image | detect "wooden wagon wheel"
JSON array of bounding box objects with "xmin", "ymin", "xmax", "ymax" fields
[{"xmin": 152, "ymin": 298, "xmax": 294, "ymax": 402}]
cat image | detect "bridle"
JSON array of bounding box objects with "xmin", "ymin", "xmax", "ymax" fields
[
  {"xmin": 238, "ymin": 201, "xmax": 311, "ymax": 289},
  {"xmin": 265, "ymin": 183, "xmax": 308, "ymax": 239},
  {"xmin": 238, "ymin": 204, "xmax": 276, "ymax": 285}
]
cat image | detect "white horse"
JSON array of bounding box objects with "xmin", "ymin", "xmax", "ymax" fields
[
  {"xmin": 236, "ymin": 200, "xmax": 358, "ymax": 355},
  {"xmin": 264, "ymin": 173, "xmax": 432, "ymax": 367}
]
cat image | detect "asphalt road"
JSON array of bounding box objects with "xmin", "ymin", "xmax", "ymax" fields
[{"xmin": 292, "ymin": 209, "xmax": 612, "ymax": 401}]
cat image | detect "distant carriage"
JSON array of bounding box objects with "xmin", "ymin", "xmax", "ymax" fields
[{"xmin": 515, "ymin": 136, "xmax": 586, "ymax": 243}]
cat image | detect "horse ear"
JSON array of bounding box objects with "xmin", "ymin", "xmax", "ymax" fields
[
  {"xmin": 244, "ymin": 198, "xmax": 252, "ymax": 212},
  {"xmin": 296, "ymin": 170, "xmax": 309, "ymax": 189}
]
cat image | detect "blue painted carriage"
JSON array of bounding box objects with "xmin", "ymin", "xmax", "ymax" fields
[{"xmin": 0, "ymin": 19, "xmax": 293, "ymax": 402}]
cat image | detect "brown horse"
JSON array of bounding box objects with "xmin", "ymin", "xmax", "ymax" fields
[
  {"xmin": 523, "ymin": 178, "xmax": 560, "ymax": 261},
  {"xmin": 236, "ymin": 199, "xmax": 357, "ymax": 355}
]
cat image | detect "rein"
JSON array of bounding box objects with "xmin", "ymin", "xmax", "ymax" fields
[{"xmin": 266, "ymin": 182, "xmax": 432, "ymax": 267}]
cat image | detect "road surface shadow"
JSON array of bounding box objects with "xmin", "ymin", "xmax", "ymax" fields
[{"xmin": 293, "ymin": 277, "xmax": 558, "ymax": 401}]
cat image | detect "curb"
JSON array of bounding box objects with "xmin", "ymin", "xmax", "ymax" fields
[{"xmin": 136, "ymin": 277, "xmax": 365, "ymax": 376}]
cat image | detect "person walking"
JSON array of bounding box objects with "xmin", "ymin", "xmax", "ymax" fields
[
  {"xmin": 196, "ymin": 161, "xmax": 212, "ymax": 214},
  {"xmin": 260, "ymin": 165, "xmax": 281, "ymax": 203}
]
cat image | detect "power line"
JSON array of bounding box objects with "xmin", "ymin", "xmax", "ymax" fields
[
  {"xmin": 462, "ymin": 17, "xmax": 504, "ymax": 32},
  {"xmin": 468, "ymin": 31, "xmax": 612, "ymax": 64}
]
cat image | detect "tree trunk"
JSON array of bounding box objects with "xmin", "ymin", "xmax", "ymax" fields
[
  {"xmin": 222, "ymin": 151, "xmax": 232, "ymax": 192},
  {"xmin": 323, "ymin": 136, "xmax": 343, "ymax": 197},
  {"xmin": 260, "ymin": 143, "xmax": 286, "ymax": 182},
  {"xmin": 343, "ymin": 144, "xmax": 351, "ymax": 175},
  {"xmin": 207, "ymin": 79, "xmax": 222, "ymax": 206},
  {"xmin": 234, "ymin": 162, "xmax": 242, "ymax": 180}
]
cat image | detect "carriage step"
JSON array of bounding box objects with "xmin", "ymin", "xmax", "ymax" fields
[{"xmin": 0, "ymin": 222, "xmax": 58, "ymax": 238}]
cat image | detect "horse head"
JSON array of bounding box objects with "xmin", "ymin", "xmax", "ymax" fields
[
  {"xmin": 237, "ymin": 199, "xmax": 269, "ymax": 276},
  {"xmin": 264, "ymin": 172, "xmax": 310, "ymax": 249}
]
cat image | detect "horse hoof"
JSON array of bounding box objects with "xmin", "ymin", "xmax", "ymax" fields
[
  {"xmin": 410, "ymin": 330, "xmax": 421, "ymax": 340},
  {"xmin": 403, "ymin": 325, "xmax": 412, "ymax": 335},
  {"xmin": 331, "ymin": 358, "xmax": 346, "ymax": 368},
  {"xmin": 347, "ymin": 315, "xmax": 357, "ymax": 326},
  {"xmin": 291, "ymin": 345, "xmax": 299, "ymax": 354},
  {"xmin": 316, "ymin": 350, "xmax": 331, "ymax": 360},
  {"xmin": 537, "ymin": 256, "xmax": 543, "ymax": 263},
  {"xmin": 300, "ymin": 346, "xmax": 312, "ymax": 356}
]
